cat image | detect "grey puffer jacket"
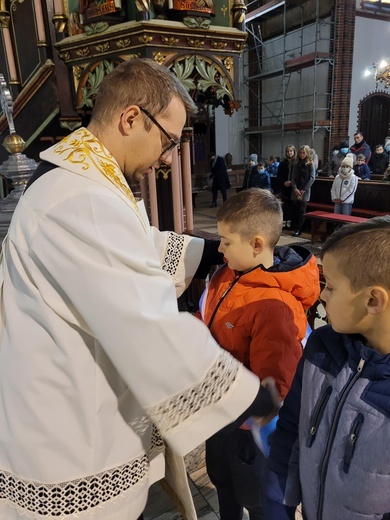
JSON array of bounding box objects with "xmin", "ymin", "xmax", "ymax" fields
[{"xmin": 266, "ymin": 325, "xmax": 390, "ymax": 520}]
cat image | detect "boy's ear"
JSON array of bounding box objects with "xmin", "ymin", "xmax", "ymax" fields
[
  {"xmin": 251, "ymin": 236, "xmax": 265, "ymax": 254},
  {"xmin": 366, "ymin": 287, "xmax": 389, "ymax": 316}
]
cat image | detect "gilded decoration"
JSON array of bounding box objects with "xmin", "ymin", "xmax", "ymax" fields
[
  {"xmin": 211, "ymin": 41, "xmax": 227, "ymax": 50},
  {"xmin": 116, "ymin": 38, "xmax": 131, "ymax": 49},
  {"xmin": 160, "ymin": 36, "xmax": 179, "ymax": 47},
  {"xmin": 223, "ymin": 56, "xmax": 233, "ymax": 71},
  {"xmin": 138, "ymin": 35, "xmax": 153, "ymax": 44},
  {"xmin": 59, "ymin": 51, "xmax": 71, "ymax": 61},
  {"xmin": 72, "ymin": 65, "xmax": 83, "ymax": 92},
  {"xmin": 53, "ymin": 128, "xmax": 145, "ymax": 229},
  {"xmin": 0, "ymin": 14, "xmax": 10, "ymax": 28},
  {"xmin": 155, "ymin": 166, "xmax": 169, "ymax": 180},
  {"xmin": 187, "ymin": 38, "xmax": 204, "ymax": 48},
  {"xmin": 153, "ymin": 52, "xmax": 166, "ymax": 66},
  {"xmin": 76, "ymin": 47, "xmax": 90, "ymax": 58},
  {"xmin": 220, "ymin": 5, "xmax": 228, "ymax": 16},
  {"xmin": 10, "ymin": 0, "xmax": 23, "ymax": 11},
  {"xmin": 233, "ymin": 42, "xmax": 245, "ymax": 51},
  {"xmin": 95, "ymin": 42, "xmax": 110, "ymax": 53}
]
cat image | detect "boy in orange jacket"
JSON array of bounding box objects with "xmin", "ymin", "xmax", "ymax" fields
[{"xmin": 199, "ymin": 188, "xmax": 320, "ymax": 520}]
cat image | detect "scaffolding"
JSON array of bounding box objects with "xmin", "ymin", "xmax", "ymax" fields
[{"xmin": 243, "ymin": 0, "xmax": 335, "ymax": 161}]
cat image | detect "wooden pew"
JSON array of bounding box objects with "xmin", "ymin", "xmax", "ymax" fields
[{"xmin": 305, "ymin": 211, "xmax": 367, "ymax": 244}]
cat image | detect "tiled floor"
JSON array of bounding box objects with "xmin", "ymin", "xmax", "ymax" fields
[{"xmin": 144, "ymin": 187, "xmax": 315, "ymax": 520}]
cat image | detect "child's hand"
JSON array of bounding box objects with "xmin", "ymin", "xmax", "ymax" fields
[{"xmin": 333, "ymin": 198, "xmax": 342, "ymax": 203}]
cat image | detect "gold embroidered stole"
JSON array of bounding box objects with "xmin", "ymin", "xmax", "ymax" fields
[{"xmin": 53, "ymin": 128, "xmax": 147, "ymax": 231}]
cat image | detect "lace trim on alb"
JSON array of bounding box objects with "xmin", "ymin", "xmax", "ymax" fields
[
  {"xmin": 161, "ymin": 232, "xmax": 188, "ymax": 285},
  {"xmin": 147, "ymin": 349, "xmax": 239, "ymax": 433},
  {"xmin": 0, "ymin": 454, "xmax": 149, "ymax": 517}
]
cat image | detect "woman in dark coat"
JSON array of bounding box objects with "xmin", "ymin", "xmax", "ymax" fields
[
  {"xmin": 291, "ymin": 145, "xmax": 316, "ymax": 236},
  {"xmin": 275, "ymin": 145, "xmax": 296, "ymax": 226},
  {"xmin": 210, "ymin": 154, "xmax": 231, "ymax": 207}
]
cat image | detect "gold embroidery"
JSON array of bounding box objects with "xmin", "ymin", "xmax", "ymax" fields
[{"xmin": 53, "ymin": 128, "xmax": 146, "ymax": 230}]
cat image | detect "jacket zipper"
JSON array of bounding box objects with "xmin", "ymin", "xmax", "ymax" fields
[
  {"xmin": 306, "ymin": 385, "xmax": 332, "ymax": 448},
  {"xmin": 317, "ymin": 357, "xmax": 365, "ymax": 520},
  {"xmin": 207, "ymin": 274, "xmax": 241, "ymax": 329},
  {"xmin": 343, "ymin": 412, "xmax": 364, "ymax": 474}
]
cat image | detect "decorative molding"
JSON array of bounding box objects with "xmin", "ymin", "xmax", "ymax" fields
[
  {"xmin": 223, "ymin": 56, "xmax": 233, "ymax": 71},
  {"xmin": 76, "ymin": 47, "xmax": 90, "ymax": 58},
  {"xmin": 161, "ymin": 36, "xmax": 179, "ymax": 46},
  {"xmin": 211, "ymin": 41, "xmax": 227, "ymax": 49},
  {"xmin": 77, "ymin": 60, "xmax": 115, "ymax": 109},
  {"xmin": 182, "ymin": 17, "xmax": 211, "ymax": 29},
  {"xmin": 153, "ymin": 51, "xmax": 166, "ymax": 65},
  {"xmin": 187, "ymin": 38, "xmax": 204, "ymax": 48},
  {"xmin": 10, "ymin": 0, "xmax": 23, "ymax": 11},
  {"xmin": 95, "ymin": 42, "xmax": 110, "ymax": 53},
  {"xmin": 0, "ymin": 14, "xmax": 10, "ymax": 29},
  {"xmin": 116, "ymin": 38, "xmax": 131, "ymax": 48},
  {"xmin": 138, "ymin": 34, "xmax": 153, "ymax": 44},
  {"xmin": 84, "ymin": 22, "xmax": 109, "ymax": 35}
]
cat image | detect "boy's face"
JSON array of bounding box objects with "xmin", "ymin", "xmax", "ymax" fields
[
  {"xmin": 357, "ymin": 157, "xmax": 365, "ymax": 164},
  {"xmin": 217, "ymin": 221, "xmax": 260, "ymax": 272},
  {"xmin": 376, "ymin": 146, "xmax": 384, "ymax": 154},
  {"xmin": 321, "ymin": 253, "xmax": 367, "ymax": 334}
]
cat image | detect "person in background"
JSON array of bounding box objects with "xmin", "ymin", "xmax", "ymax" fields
[
  {"xmin": 385, "ymin": 136, "xmax": 390, "ymax": 165},
  {"xmin": 257, "ymin": 161, "xmax": 271, "ymax": 190},
  {"xmin": 210, "ymin": 153, "xmax": 231, "ymax": 207},
  {"xmin": 275, "ymin": 145, "xmax": 296, "ymax": 227},
  {"xmin": 266, "ymin": 217, "xmax": 390, "ymax": 520},
  {"xmin": 199, "ymin": 188, "xmax": 320, "ymax": 520},
  {"xmin": 350, "ymin": 131, "xmax": 371, "ymax": 163},
  {"xmin": 354, "ymin": 154, "xmax": 371, "ymax": 180},
  {"xmin": 309, "ymin": 148, "xmax": 319, "ymax": 175},
  {"xmin": 327, "ymin": 140, "xmax": 350, "ymax": 178},
  {"xmin": 331, "ymin": 155, "xmax": 358, "ymax": 215},
  {"xmin": 369, "ymin": 144, "xmax": 388, "ymax": 175},
  {"xmin": 383, "ymin": 165, "xmax": 390, "ymax": 183},
  {"xmin": 291, "ymin": 145, "xmax": 316, "ymax": 237},
  {"xmin": 0, "ymin": 58, "xmax": 279, "ymax": 520},
  {"xmin": 267, "ymin": 156, "xmax": 278, "ymax": 177},
  {"xmin": 243, "ymin": 154, "xmax": 259, "ymax": 190}
]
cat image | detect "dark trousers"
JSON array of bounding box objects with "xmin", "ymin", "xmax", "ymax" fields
[
  {"xmin": 206, "ymin": 429, "xmax": 266, "ymax": 520},
  {"xmin": 292, "ymin": 200, "xmax": 307, "ymax": 230},
  {"xmin": 212, "ymin": 188, "xmax": 227, "ymax": 205}
]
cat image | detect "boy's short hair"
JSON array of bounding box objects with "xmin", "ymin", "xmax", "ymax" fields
[
  {"xmin": 357, "ymin": 154, "xmax": 366, "ymax": 160},
  {"xmin": 320, "ymin": 216, "xmax": 390, "ymax": 291},
  {"xmin": 216, "ymin": 188, "xmax": 283, "ymax": 249}
]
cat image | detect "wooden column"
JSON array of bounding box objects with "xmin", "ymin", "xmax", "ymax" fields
[
  {"xmin": 171, "ymin": 147, "xmax": 184, "ymax": 233},
  {"xmin": 181, "ymin": 128, "xmax": 193, "ymax": 231},
  {"xmin": 147, "ymin": 169, "xmax": 159, "ymax": 228}
]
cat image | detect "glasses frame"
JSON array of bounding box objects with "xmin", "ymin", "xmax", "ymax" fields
[{"xmin": 139, "ymin": 107, "xmax": 181, "ymax": 157}]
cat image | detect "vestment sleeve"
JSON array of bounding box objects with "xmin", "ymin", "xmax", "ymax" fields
[
  {"xmin": 28, "ymin": 189, "xmax": 262, "ymax": 456},
  {"xmin": 150, "ymin": 228, "xmax": 204, "ymax": 296}
]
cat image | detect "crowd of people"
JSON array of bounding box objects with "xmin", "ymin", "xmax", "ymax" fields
[{"xmin": 0, "ymin": 58, "xmax": 389, "ymax": 520}]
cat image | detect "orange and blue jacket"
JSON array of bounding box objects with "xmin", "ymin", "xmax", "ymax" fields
[{"xmin": 199, "ymin": 245, "xmax": 320, "ymax": 399}]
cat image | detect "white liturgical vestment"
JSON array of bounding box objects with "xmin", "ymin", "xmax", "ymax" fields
[{"xmin": 0, "ymin": 128, "xmax": 260, "ymax": 519}]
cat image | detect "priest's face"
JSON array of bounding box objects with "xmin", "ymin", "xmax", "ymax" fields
[{"xmin": 123, "ymin": 97, "xmax": 186, "ymax": 184}]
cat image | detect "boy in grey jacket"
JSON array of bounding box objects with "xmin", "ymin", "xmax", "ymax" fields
[{"xmin": 266, "ymin": 216, "xmax": 390, "ymax": 520}]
